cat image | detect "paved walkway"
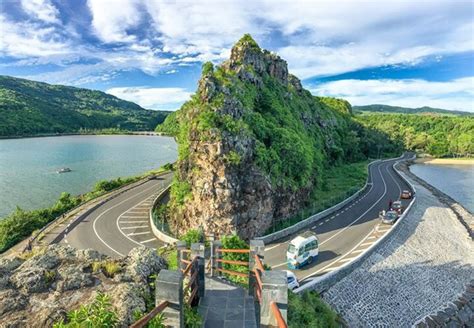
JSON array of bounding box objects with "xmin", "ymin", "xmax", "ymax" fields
[{"xmin": 199, "ymin": 277, "xmax": 257, "ymax": 328}]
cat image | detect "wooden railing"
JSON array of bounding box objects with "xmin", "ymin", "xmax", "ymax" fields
[
  {"xmin": 215, "ymin": 248, "xmax": 250, "ymax": 279},
  {"xmin": 181, "ymin": 250, "xmax": 200, "ymax": 306},
  {"xmin": 129, "ymin": 301, "xmax": 169, "ymax": 328}
]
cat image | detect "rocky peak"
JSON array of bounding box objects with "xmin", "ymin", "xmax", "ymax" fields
[{"xmin": 228, "ymin": 34, "xmax": 289, "ymax": 85}]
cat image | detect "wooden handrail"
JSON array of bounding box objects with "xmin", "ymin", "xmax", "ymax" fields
[
  {"xmin": 216, "ymin": 268, "xmax": 248, "ymax": 278},
  {"xmin": 254, "ymin": 254, "xmax": 265, "ymax": 271},
  {"xmin": 270, "ymin": 302, "xmax": 288, "ymax": 328},
  {"xmin": 216, "ymin": 258, "xmax": 249, "ymax": 266},
  {"xmin": 181, "ymin": 259, "xmax": 191, "ymax": 265},
  {"xmin": 182, "ymin": 258, "xmax": 195, "ymax": 276},
  {"xmin": 254, "ymin": 268, "xmax": 263, "ymax": 290},
  {"xmin": 130, "ymin": 301, "xmax": 169, "ymax": 328},
  {"xmin": 217, "ymin": 248, "xmax": 250, "ymax": 254}
]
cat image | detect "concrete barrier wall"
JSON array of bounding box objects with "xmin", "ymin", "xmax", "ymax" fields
[
  {"xmin": 256, "ymin": 160, "xmax": 380, "ymax": 244},
  {"xmin": 149, "ymin": 186, "xmax": 179, "ymax": 245},
  {"xmin": 294, "ymin": 156, "xmax": 416, "ymax": 294}
]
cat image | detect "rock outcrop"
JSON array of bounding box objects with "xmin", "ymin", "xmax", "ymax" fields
[
  {"xmin": 0, "ymin": 245, "xmax": 166, "ymax": 327},
  {"xmin": 164, "ymin": 34, "xmax": 362, "ymax": 240}
]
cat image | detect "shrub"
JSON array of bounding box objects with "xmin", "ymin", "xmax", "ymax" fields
[
  {"xmin": 181, "ymin": 229, "xmax": 205, "ymax": 247},
  {"xmin": 184, "ymin": 304, "xmax": 203, "ymax": 328},
  {"xmin": 201, "ymin": 62, "xmax": 214, "ymax": 76},
  {"xmin": 91, "ymin": 260, "xmax": 121, "ymax": 277},
  {"xmin": 54, "ymin": 292, "xmax": 118, "ymax": 328},
  {"xmin": 288, "ymin": 291, "xmax": 340, "ymax": 328},
  {"xmin": 220, "ymin": 234, "xmax": 249, "ymax": 285},
  {"xmin": 44, "ymin": 270, "xmax": 57, "ymax": 283},
  {"xmin": 132, "ymin": 310, "xmax": 165, "ymax": 328}
]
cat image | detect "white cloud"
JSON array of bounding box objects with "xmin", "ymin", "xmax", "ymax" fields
[
  {"xmin": 310, "ymin": 77, "xmax": 474, "ymax": 112},
  {"xmin": 87, "ymin": 0, "xmax": 142, "ymax": 43},
  {"xmin": 0, "ymin": 15, "xmax": 69, "ymax": 57},
  {"xmin": 20, "ymin": 0, "xmax": 60, "ymax": 24},
  {"xmin": 107, "ymin": 86, "xmax": 192, "ymax": 110}
]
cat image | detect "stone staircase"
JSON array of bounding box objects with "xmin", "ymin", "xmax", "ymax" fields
[{"xmin": 198, "ymin": 276, "xmax": 257, "ymax": 328}]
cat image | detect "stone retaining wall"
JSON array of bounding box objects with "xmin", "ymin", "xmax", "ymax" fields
[
  {"xmin": 413, "ymin": 279, "xmax": 474, "ymax": 327},
  {"xmin": 320, "ymin": 171, "xmax": 473, "ymax": 326}
]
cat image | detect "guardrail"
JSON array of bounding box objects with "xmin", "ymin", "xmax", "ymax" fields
[
  {"xmin": 149, "ymin": 185, "xmax": 178, "ymax": 245},
  {"xmin": 257, "ymin": 159, "xmax": 380, "ymax": 244},
  {"xmin": 294, "ymin": 155, "xmax": 417, "ymax": 294},
  {"xmin": 130, "ymin": 301, "xmax": 169, "ymax": 328}
]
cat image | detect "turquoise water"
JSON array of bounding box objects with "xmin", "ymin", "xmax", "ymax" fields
[
  {"xmin": 411, "ymin": 163, "xmax": 474, "ymax": 213},
  {"xmin": 0, "ymin": 135, "xmax": 177, "ymax": 218}
]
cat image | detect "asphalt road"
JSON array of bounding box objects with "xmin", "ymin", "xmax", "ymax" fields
[
  {"xmin": 264, "ymin": 154, "xmax": 414, "ymax": 283},
  {"xmin": 58, "ymin": 173, "xmax": 173, "ymax": 257}
]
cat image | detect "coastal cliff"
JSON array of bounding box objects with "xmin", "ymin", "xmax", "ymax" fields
[{"xmin": 160, "ymin": 34, "xmax": 394, "ymax": 239}]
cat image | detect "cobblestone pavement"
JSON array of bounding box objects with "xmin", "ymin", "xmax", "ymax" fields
[
  {"xmin": 199, "ymin": 277, "xmax": 257, "ymax": 328},
  {"xmin": 323, "ymin": 174, "xmax": 474, "ymax": 327}
]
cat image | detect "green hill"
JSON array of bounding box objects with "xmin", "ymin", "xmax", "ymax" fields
[
  {"xmin": 353, "ymin": 104, "xmax": 473, "ymax": 116},
  {"xmin": 0, "ymin": 75, "xmax": 170, "ymax": 136},
  {"xmin": 157, "ymin": 34, "xmax": 401, "ymax": 239}
]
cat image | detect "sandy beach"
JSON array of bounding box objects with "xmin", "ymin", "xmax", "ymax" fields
[{"xmin": 415, "ymin": 158, "xmax": 474, "ymax": 165}]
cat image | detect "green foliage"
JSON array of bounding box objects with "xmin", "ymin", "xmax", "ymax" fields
[
  {"xmin": 183, "ymin": 304, "xmax": 203, "ymax": 328},
  {"xmin": 170, "ymin": 180, "xmax": 192, "ymax": 207},
  {"xmin": 181, "ymin": 229, "xmax": 205, "ymax": 247},
  {"xmin": 0, "ymin": 75, "xmax": 170, "ymax": 136},
  {"xmin": 236, "ymin": 34, "xmax": 260, "ymax": 50},
  {"xmin": 54, "ymin": 292, "xmax": 119, "ymax": 328},
  {"xmin": 220, "ymin": 234, "xmax": 249, "ymax": 285},
  {"xmin": 44, "ymin": 270, "xmax": 57, "ymax": 283},
  {"xmin": 155, "ymin": 110, "xmax": 180, "ymax": 135},
  {"xmin": 91, "ymin": 260, "xmax": 121, "ymax": 277},
  {"xmin": 288, "ymin": 291, "xmax": 340, "ymax": 328},
  {"xmin": 223, "ymin": 150, "xmax": 242, "ymax": 165},
  {"xmin": 356, "ymin": 114, "xmax": 474, "ymax": 157},
  {"xmin": 202, "ymin": 62, "xmax": 214, "ymax": 76},
  {"xmin": 354, "ymin": 104, "xmax": 473, "ymax": 116}
]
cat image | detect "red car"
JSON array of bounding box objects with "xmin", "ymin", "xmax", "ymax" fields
[{"xmin": 401, "ymin": 190, "xmax": 412, "ymax": 199}]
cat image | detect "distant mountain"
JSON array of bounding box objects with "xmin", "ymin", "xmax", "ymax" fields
[
  {"xmin": 353, "ymin": 104, "xmax": 473, "ymax": 116},
  {"xmin": 0, "ymin": 75, "xmax": 170, "ymax": 136}
]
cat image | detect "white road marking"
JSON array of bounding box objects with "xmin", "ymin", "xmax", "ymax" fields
[
  {"xmin": 266, "ymin": 243, "xmax": 283, "ymax": 251},
  {"xmin": 331, "ymin": 216, "xmax": 335, "ymax": 219},
  {"xmin": 272, "ymin": 262, "xmax": 287, "ymax": 268},
  {"xmin": 367, "ymin": 236, "xmax": 377, "ymax": 240},
  {"xmin": 92, "ymin": 183, "xmax": 160, "ymax": 257},
  {"xmin": 338, "ymin": 257, "xmax": 358, "ymax": 263},
  {"xmin": 141, "ymin": 238, "xmax": 157, "ymax": 244},
  {"xmin": 360, "ymin": 241, "xmax": 374, "ymax": 247},
  {"xmin": 119, "ymin": 220, "xmax": 149, "ymax": 224},
  {"xmin": 120, "ymin": 225, "xmax": 149, "ymax": 230},
  {"xmin": 127, "ymin": 231, "xmax": 151, "ymax": 236},
  {"xmin": 351, "ymin": 249, "xmax": 366, "ymax": 254},
  {"xmin": 319, "ymin": 162, "xmax": 388, "ymax": 247},
  {"xmin": 318, "ymin": 222, "xmax": 323, "ymax": 226}
]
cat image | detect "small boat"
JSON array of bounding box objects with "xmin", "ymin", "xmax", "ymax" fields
[{"xmin": 57, "ymin": 168, "xmax": 72, "ymax": 174}]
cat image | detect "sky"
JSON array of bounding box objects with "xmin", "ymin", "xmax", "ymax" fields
[{"xmin": 0, "ymin": 0, "xmax": 473, "ymax": 112}]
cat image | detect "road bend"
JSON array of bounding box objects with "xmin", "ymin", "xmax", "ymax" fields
[
  {"xmin": 264, "ymin": 153, "xmax": 414, "ymax": 284},
  {"xmin": 57, "ymin": 172, "xmax": 173, "ymax": 257}
]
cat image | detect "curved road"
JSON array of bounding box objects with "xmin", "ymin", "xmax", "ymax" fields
[
  {"xmin": 265, "ymin": 154, "xmax": 414, "ymax": 283},
  {"xmin": 57, "ymin": 173, "xmax": 173, "ymax": 257},
  {"xmin": 58, "ymin": 153, "xmax": 413, "ymax": 282}
]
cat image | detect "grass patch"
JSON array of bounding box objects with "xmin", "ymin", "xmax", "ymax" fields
[
  {"xmin": 288, "ymin": 291, "xmax": 342, "ymax": 327},
  {"xmin": 91, "ymin": 260, "xmax": 121, "ymax": 278}
]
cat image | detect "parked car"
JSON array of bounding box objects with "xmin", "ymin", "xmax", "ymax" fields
[
  {"xmin": 391, "ymin": 200, "xmax": 403, "ymax": 214},
  {"xmin": 381, "ymin": 210, "xmax": 399, "ymax": 225},
  {"xmin": 401, "ymin": 190, "xmax": 412, "ymax": 199},
  {"xmin": 286, "ymin": 233, "xmax": 319, "ymax": 269},
  {"xmin": 285, "ymin": 270, "xmax": 300, "ymax": 290}
]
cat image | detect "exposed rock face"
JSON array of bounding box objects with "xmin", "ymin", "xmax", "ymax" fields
[
  {"xmin": 167, "ymin": 34, "xmax": 353, "ymax": 240},
  {"xmin": 0, "ymin": 245, "xmax": 166, "ymax": 328}
]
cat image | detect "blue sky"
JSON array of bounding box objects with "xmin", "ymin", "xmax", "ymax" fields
[{"xmin": 0, "ymin": 0, "xmax": 473, "ymax": 111}]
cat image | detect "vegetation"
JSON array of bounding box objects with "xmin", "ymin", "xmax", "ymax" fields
[
  {"xmin": 184, "ymin": 304, "xmax": 203, "ymax": 328},
  {"xmin": 354, "ymin": 104, "xmax": 473, "ymax": 116},
  {"xmin": 132, "ymin": 311, "xmax": 165, "ymax": 328},
  {"xmin": 220, "ymin": 234, "xmax": 250, "ymax": 285},
  {"xmin": 0, "ymin": 75, "xmax": 170, "ymax": 136},
  {"xmin": 0, "ymin": 164, "xmax": 173, "ymax": 254},
  {"xmin": 356, "ymin": 113, "xmax": 474, "ymax": 157},
  {"xmin": 54, "ymin": 292, "xmax": 119, "ymax": 328},
  {"xmin": 288, "ymin": 291, "xmax": 341, "ymax": 328},
  {"xmin": 91, "ymin": 260, "xmax": 121, "ymax": 278}
]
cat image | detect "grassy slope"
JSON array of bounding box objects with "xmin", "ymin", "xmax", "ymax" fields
[
  {"xmin": 0, "ymin": 75, "xmax": 170, "ymax": 136},
  {"xmin": 353, "ymin": 104, "xmax": 473, "ymax": 116}
]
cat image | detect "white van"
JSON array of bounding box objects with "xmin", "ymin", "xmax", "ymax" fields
[{"xmin": 286, "ymin": 234, "xmax": 319, "ymax": 269}]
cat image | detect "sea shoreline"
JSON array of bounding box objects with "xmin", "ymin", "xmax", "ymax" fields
[
  {"xmin": 0, "ymin": 131, "xmax": 167, "ymax": 140},
  {"xmin": 414, "ymin": 157, "xmax": 474, "ymax": 165}
]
